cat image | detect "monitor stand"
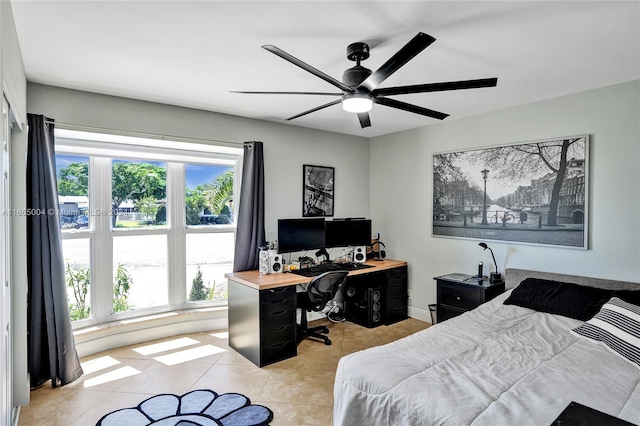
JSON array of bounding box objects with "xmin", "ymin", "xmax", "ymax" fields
[{"xmin": 315, "ymin": 248, "xmax": 330, "ymax": 263}]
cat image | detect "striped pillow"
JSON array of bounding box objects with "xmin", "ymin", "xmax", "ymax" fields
[{"xmin": 572, "ymin": 297, "xmax": 640, "ymax": 368}]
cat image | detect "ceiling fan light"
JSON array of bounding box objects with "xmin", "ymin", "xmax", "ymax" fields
[{"xmin": 342, "ymin": 94, "xmax": 373, "ymax": 113}]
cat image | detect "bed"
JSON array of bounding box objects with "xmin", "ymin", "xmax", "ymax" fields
[{"xmin": 333, "ymin": 268, "xmax": 640, "ymax": 425}]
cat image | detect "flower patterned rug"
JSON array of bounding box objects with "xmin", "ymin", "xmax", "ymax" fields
[{"xmin": 96, "ymin": 389, "xmax": 273, "ymax": 426}]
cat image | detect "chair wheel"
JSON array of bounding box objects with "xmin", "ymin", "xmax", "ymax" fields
[{"xmin": 324, "ymin": 339, "xmax": 332, "ymax": 346}]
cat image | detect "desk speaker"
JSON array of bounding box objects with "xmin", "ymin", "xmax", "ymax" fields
[
  {"xmin": 352, "ymin": 246, "xmax": 367, "ymax": 263},
  {"xmin": 268, "ymin": 254, "xmax": 283, "ymax": 274}
]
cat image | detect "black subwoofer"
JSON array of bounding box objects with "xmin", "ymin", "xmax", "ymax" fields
[{"xmin": 345, "ymin": 286, "xmax": 383, "ymax": 328}]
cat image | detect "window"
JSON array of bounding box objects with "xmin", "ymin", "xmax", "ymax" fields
[
  {"xmin": 56, "ymin": 154, "xmax": 89, "ymax": 232},
  {"xmin": 112, "ymin": 159, "xmax": 167, "ymax": 229},
  {"xmin": 185, "ymin": 164, "xmax": 233, "ymax": 227},
  {"xmin": 62, "ymin": 238, "xmax": 91, "ymax": 320},
  {"xmin": 186, "ymin": 233, "xmax": 233, "ymax": 301},
  {"xmin": 56, "ymin": 154, "xmax": 92, "ymax": 320},
  {"xmin": 113, "ymin": 234, "xmax": 168, "ymax": 310},
  {"xmin": 185, "ymin": 164, "xmax": 234, "ymax": 302},
  {"xmin": 55, "ymin": 130, "xmax": 241, "ymax": 325}
]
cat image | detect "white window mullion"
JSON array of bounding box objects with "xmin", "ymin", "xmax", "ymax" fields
[
  {"xmin": 167, "ymin": 162, "xmax": 186, "ymax": 306},
  {"xmin": 91, "ymin": 157, "xmax": 114, "ymax": 317}
]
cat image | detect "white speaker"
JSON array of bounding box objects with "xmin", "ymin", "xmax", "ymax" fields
[
  {"xmin": 269, "ymin": 254, "xmax": 283, "ymax": 274},
  {"xmin": 353, "ymin": 246, "xmax": 367, "ymax": 263}
]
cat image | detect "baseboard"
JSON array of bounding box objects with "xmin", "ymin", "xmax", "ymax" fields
[
  {"xmin": 74, "ymin": 304, "xmax": 429, "ymax": 359},
  {"xmin": 74, "ymin": 307, "xmax": 228, "ymax": 358},
  {"xmin": 12, "ymin": 406, "xmax": 21, "ymax": 426},
  {"xmin": 408, "ymin": 305, "xmax": 433, "ymax": 324}
]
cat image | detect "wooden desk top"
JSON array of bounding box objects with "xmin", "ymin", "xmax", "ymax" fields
[{"xmin": 225, "ymin": 259, "xmax": 407, "ymax": 290}]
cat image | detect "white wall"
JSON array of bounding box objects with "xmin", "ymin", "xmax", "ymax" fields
[
  {"xmin": 1, "ymin": 0, "xmax": 26, "ymax": 120},
  {"xmin": 2, "ymin": 0, "xmax": 29, "ymax": 411},
  {"xmin": 370, "ymin": 80, "xmax": 640, "ymax": 321},
  {"xmin": 26, "ymin": 78, "xmax": 640, "ymax": 324},
  {"xmin": 27, "ymin": 83, "xmax": 371, "ymax": 242}
]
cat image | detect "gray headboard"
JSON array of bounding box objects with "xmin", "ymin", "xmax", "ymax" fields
[{"xmin": 505, "ymin": 268, "xmax": 640, "ymax": 291}]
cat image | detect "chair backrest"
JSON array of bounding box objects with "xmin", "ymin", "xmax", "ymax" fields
[{"xmin": 307, "ymin": 271, "xmax": 349, "ymax": 311}]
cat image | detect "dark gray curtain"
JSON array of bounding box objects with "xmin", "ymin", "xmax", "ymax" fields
[
  {"xmin": 233, "ymin": 141, "xmax": 266, "ymax": 272},
  {"xmin": 27, "ymin": 114, "xmax": 83, "ymax": 388}
]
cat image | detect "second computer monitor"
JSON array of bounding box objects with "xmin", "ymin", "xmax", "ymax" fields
[
  {"xmin": 277, "ymin": 218, "xmax": 326, "ymax": 253},
  {"xmin": 325, "ymin": 219, "xmax": 372, "ymax": 248}
]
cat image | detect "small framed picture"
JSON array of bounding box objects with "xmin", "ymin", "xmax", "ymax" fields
[{"xmin": 303, "ymin": 164, "xmax": 334, "ymax": 217}]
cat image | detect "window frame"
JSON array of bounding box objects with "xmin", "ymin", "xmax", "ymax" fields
[{"xmin": 55, "ymin": 130, "xmax": 242, "ymax": 328}]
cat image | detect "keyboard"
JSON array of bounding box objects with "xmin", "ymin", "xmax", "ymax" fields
[{"xmin": 291, "ymin": 262, "xmax": 373, "ymax": 277}]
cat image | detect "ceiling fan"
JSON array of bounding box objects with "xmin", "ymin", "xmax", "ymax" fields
[{"xmin": 232, "ymin": 32, "xmax": 498, "ymax": 129}]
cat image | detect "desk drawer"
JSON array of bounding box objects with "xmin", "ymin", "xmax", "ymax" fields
[
  {"xmin": 260, "ymin": 296, "xmax": 295, "ymax": 315},
  {"xmin": 260, "ymin": 308, "xmax": 296, "ymax": 332},
  {"xmin": 260, "ymin": 286, "xmax": 296, "ymax": 316},
  {"xmin": 261, "ymin": 322, "xmax": 296, "ymax": 346},
  {"xmin": 386, "ymin": 285, "xmax": 406, "ymax": 301},
  {"xmin": 386, "ymin": 267, "xmax": 407, "ymax": 289},
  {"xmin": 386, "ymin": 304, "xmax": 408, "ymax": 324},
  {"xmin": 438, "ymin": 284, "xmax": 481, "ymax": 311},
  {"xmin": 260, "ymin": 286, "xmax": 296, "ymax": 304},
  {"xmin": 386, "ymin": 292, "xmax": 407, "ymax": 308},
  {"xmin": 261, "ymin": 339, "xmax": 297, "ymax": 366}
]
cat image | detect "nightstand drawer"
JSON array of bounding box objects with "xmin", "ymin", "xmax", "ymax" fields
[
  {"xmin": 438, "ymin": 305, "xmax": 465, "ymax": 322},
  {"xmin": 439, "ymin": 284, "xmax": 482, "ymax": 310}
]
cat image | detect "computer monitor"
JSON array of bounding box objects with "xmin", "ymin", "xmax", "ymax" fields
[
  {"xmin": 277, "ymin": 218, "xmax": 326, "ymax": 253},
  {"xmin": 325, "ymin": 219, "xmax": 372, "ymax": 248}
]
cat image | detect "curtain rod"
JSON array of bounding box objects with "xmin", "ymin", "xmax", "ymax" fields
[{"xmin": 43, "ymin": 120, "xmax": 244, "ymax": 148}]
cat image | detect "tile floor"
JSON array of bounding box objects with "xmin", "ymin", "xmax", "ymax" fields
[{"xmin": 18, "ymin": 318, "xmax": 429, "ymax": 426}]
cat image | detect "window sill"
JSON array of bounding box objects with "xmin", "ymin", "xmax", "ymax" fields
[{"xmin": 73, "ymin": 306, "xmax": 228, "ymax": 358}]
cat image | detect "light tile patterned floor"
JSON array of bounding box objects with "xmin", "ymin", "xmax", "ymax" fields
[{"xmin": 18, "ymin": 318, "xmax": 429, "ymax": 426}]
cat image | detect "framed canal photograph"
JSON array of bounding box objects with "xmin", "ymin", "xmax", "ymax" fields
[
  {"xmin": 432, "ymin": 135, "xmax": 589, "ymax": 249},
  {"xmin": 303, "ymin": 164, "xmax": 334, "ymax": 217}
]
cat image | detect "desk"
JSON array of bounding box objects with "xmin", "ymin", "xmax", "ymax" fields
[{"xmin": 225, "ymin": 259, "xmax": 408, "ymax": 367}]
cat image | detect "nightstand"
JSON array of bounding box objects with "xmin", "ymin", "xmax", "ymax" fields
[{"xmin": 434, "ymin": 273, "xmax": 505, "ymax": 322}]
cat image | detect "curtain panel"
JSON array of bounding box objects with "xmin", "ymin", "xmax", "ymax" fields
[
  {"xmin": 26, "ymin": 114, "xmax": 83, "ymax": 388},
  {"xmin": 233, "ymin": 141, "xmax": 265, "ymax": 272}
]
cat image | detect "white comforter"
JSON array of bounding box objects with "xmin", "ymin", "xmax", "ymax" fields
[{"xmin": 333, "ymin": 291, "xmax": 640, "ymax": 426}]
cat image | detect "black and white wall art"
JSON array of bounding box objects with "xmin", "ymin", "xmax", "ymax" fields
[
  {"xmin": 432, "ymin": 135, "xmax": 589, "ymax": 249},
  {"xmin": 303, "ymin": 164, "xmax": 334, "ymax": 217}
]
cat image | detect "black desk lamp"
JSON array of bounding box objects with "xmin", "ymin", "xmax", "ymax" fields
[{"xmin": 479, "ymin": 242, "xmax": 501, "ymax": 283}]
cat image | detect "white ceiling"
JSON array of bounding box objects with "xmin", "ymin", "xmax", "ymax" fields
[{"xmin": 10, "ymin": 1, "xmax": 640, "ymax": 138}]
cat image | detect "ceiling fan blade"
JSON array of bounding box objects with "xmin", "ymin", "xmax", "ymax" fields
[
  {"xmin": 286, "ymin": 99, "xmax": 342, "ymax": 121},
  {"xmin": 230, "ymin": 91, "xmax": 342, "ymax": 96},
  {"xmin": 262, "ymin": 45, "xmax": 354, "ymax": 93},
  {"xmin": 357, "ymin": 112, "xmax": 371, "ymax": 128},
  {"xmin": 375, "ymin": 97, "xmax": 449, "ymax": 120},
  {"xmin": 359, "ymin": 32, "xmax": 436, "ymax": 92},
  {"xmin": 373, "ymin": 78, "xmax": 498, "ymax": 96}
]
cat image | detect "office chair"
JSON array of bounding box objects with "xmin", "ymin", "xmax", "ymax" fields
[{"xmin": 297, "ymin": 270, "xmax": 349, "ymax": 346}]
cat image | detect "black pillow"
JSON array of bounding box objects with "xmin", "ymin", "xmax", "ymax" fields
[
  {"xmin": 613, "ymin": 289, "xmax": 640, "ymax": 306},
  {"xmin": 503, "ymin": 277, "xmax": 614, "ymax": 321}
]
